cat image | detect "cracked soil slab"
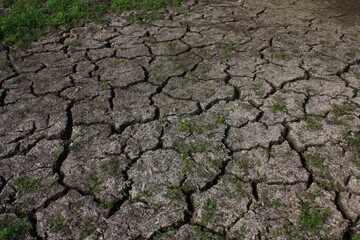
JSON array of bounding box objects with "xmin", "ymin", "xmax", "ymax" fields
[{"xmin": 0, "ymin": 0, "xmax": 359, "ymax": 239}]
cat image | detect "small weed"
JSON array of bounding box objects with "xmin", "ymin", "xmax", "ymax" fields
[
  {"xmin": 311, "ymin": 51, "xmax": 322, "ymax": 59},
  {"xmin": 331, "ymin": 103, "xmax": 356, "ymax": 118},
  {"xmin": 166, "ymin": 187, "xmax": 182, "ymax": 199},
  {"xmin": 276, "ymin": 51, "xmax": 292, "ymax": 61},
  {"xmin": 306, "ymin": 154, "xmax": 327, "ymax": 170},
  {"xmin": 187, "ymin": 71, "xmax": 199, "ymax": 83},
  {"xmin": 158, "ymin": 117, "xmax": 167, "ymax": 124},
  {"xmin": 348, "ymin": 134, "xmax": 360, "ymax": 154},
  {"xmin": 65, "ymin": 40, "xmax": 82, "ymax": 47},
  {"xmin": 215, "ymin": 114, "xmax": 226, "ymax": 124},
  {"xmin": 271, "ymin": 102, "xmax": 286, "ymax": 111},
  {"xmin": 72, "ymin": 131, "xmax": 84, "ymax": 139},
  {"xmin": 352, "ymin": 234, "xmax": 360, "ymax": 240},
  {"xmin": 192, "ymin": 226, "xmax": 221, "ymax": 240},
  {"xmin": 142, "ymin": 12, "xmax": 164, "ymax": 22},
  {"xmin": 202, "ymin": 68, "xmax": 210, "ymax": 74},
  {"xmin": 271, "ymin": 96, "xmax": 287, "ymax": 112},
  {"xmin": 302, "ymin": 115, "xmax": 323, "ymax": 131},
  {"xmin": 167, "ymin": 84, "xmax": 176, "ymax": 90},
  {"xmin": 310, "ymin": 68, "xmax": 318, "ymax": 74},
  {"xmin": 203, "ymin": 123, "xmax": 216, "ymax": 132},
  {"xmin": 49, "ymin": 213, "xmax": 67, "ymax": 233},
  {"xmin": 320, "ymin": 40, "xmax": 330, "ymax": 45},
  {"xmin": 69, "ymin": 142, "xmax": 83, "ymax": 152},
  {"xmin": 166, "ymin": 41, "xmax": 178, "ymax": 51},
  {"xmin": 99, "ymin": 200, "xmax": 112, "ymax": 209},
  {"xmin": 242, "ymin": 103, "xmax": 254, "ymax": 110},
  {"xmin": 205, "ymin": 157, "xmax": 221, "ymax": 168},
  {"xmin": 78, "ymin": 218, "xmax": 98, "ymax": 239},
  {"xmin": 178, "ymin": 120, "xmax": 204, "ymax": 135},
  {"xmin": 204, "ymin": 89, "xmax": 215, "ymax": 98},
  {"xmin": 272, "ymin": 199, "xmax": 283, "ymax": 208},
  {"xmin": 191, "ymin": 143, "xmax": 207, "ymax": 153},
  {"xmin": 233, "ymin": 156, "xmax": 248, "ymax": 169},
  {"xmin": 9, "ymin": 76, "xmax": 24, "ymax": 84},
  {"xmin": 345, "ymin": 52, "xmax": 355, "ymax": 59},
  {"xmin": 303, "ymin": 190, "xmax": 324, "ymax": 201},
  {"xmin": 173, "ymin": 63, "xmax": 184, "ymax": 70},
  {"xmin": 279, "ymin": 89, "xmax": 290, "ymax": 94},
  {"xmin": 99, "ymin": 81, "xmax": 108, "ymax": 90},
  {"xmin": 179, "ymin": 153, "xmax": 195, "ymax": 174},
  {"xmin": 201, "ymin": 0, "xmax": 220, "ymax": 3},
  {"xmin": 200, "ymin": 199, "xmax": 217, "ymax": 225},
  {"xmin": 13, "ymin": 176, "xmax": 42, "ymax": 195},
  {"xmin": 353, "ymin": 72, "xmax": 360, "ymax": 80},
  {"xmin": 178, "ymin": 120, "xmax": 193, "ymax": 132},
  {"xmin": 291, "ymin": 47, "xmax": 299, "ymax": 53},
  {"xmin": 20, "ymin": 107, "xmax": 31, "ymax": 114},
  {"xmin": 153, "ymin": 75, "xmax": 166, "ymax": 83},
  {"xmin": 268, "ymin": 47, "xmax": 276, "ymax": 52},
  {"xmin": 303, "ymin": 85, "xmax": 314, "ymax": 92},
  {"xmin": 0, "ymin": 59, "xmax": 7, "ymax": 70},
  {"xmin": 99, "ymin": 158, "xmax": 125, "ymax": 181},
  {"xmin": 235, "ymin": 181, "xmax": 249, "ymax": 198},
  {"xmin": 251, "ymin": 83, "xmax": 265, "ymax": 96},
  {"xmin": 0, "ymin": 217, "xmax": 30, "ymax": 240},
  {"xmin": 126, "ymin": 14, "xmax": 142, "ymax": 24},
  {"xmin": 85, "ymin": 174, "xmax": 103, "ymax": 193},
  {"xmin": 152, "ymin": 230, "xmax": 176, "ymax": 240},
  {"xmin": 61, "ymin": 80, "xmax": 72, "ymax": 88},
  {"xmin": 222, "ymin": 42, "xmax": 235, "ymax": 54},
  {"xmin": 109, "ymin": 59, "xmax": 119, "ymax": 65},
  {"xmin": 297, "ymin": 201, "xmax": 327, "ymax": 235},
  {"xmin": 203, "ymin": 199, "xmax": 217, "ymax": 210}
]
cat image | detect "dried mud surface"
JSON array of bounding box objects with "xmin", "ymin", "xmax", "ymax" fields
[{"xmin": 0, "ymin": 0, "xmax": 359, "ymax": 239}]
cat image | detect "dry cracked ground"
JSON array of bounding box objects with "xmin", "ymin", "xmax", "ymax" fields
[{"xmin": 1, "ymin": 0, "xmax": 360, "ymax": 239}]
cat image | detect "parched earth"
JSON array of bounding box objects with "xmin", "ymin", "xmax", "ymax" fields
[{"xmin": 0, "ymin": 0, "xmax": 360, "ymax": 239}]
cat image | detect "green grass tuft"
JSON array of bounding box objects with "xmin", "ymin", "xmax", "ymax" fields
[
  {"xmin": 302, "ymin": 115, "xmax": 324, "ymax": 131},
  {"xmin": 297, "ymin": 201, "xmax": 327, "ymax": 234},
  {"xmin": 0, "ymin": 217, "xmax": 30, "ymax": 240},
  {"xmin": 13, "ymin": 176, "xmax": 42, "ymax": 194},
  {"xmin": 352, "ymin": 234, "xmax": 360, "ymax": 240}
]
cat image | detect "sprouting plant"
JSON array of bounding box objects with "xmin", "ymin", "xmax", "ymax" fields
[
  {"xmin": 0, "ymin": 217, "xmax": 30, "ymax": 240},
  {"xmin": 200, "ymin": 199, "xmax": 217, "ymax": 225},
  {"xmin": 302, "ymin": 115, "xmax": 323, "ymax": 131},
  {"xmin": 99, "ymin": 158, "xmax": 125, "ymax": 181},
  {"xmin": 9, "ymin": 76, "xmax": 24, "ymax": 84},
  {"xmin": 13, "ymin": 176, "xmax": 42, "ymax": 195},
  {"xmin": 297, "ymin": 201, "xmax": 327, "ymax": 235},
  {"xmin": 204, "ymin": 89, "xmax": 215, "ymax": 98},
  {"xmin": 271, "ymin": 96, "xmax": 287, "ymax": 112},
  {"xmin": 305, "ymin": 154, "xmax": 327, "ymax": 170},
  {"xmin": 49, "ymin": 213, "xmax": 68, "ymax": 233},
  {"xmin": 215, "ymin": 114, "xmax": 226, "ymax": 124}
]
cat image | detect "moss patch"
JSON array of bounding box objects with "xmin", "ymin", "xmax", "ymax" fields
[
  {"xmin": 0, "ymin": 217, "xmax": 30, "ymax": 240},
  {"xmin": 13, "ymin": 176, "xmax": 42, "ymax": 195}
]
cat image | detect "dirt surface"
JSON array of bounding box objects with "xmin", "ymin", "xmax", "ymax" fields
[
  {"xmin": 313, "ymin": 0, "xmax": 360, "ymax": 24},
  {"xmin": 0, "ymin": 0, "xmax": 360, "ymax": 239}
]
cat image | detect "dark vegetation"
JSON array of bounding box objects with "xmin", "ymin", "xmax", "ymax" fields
[{"xmin": 0, "ymin": 0, "xmax": 184, "ymax": 47}]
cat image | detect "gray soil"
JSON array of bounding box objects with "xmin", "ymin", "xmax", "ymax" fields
[{"xmin": 0, "ymin": 0, "xmax": 359, "ymax": 239}]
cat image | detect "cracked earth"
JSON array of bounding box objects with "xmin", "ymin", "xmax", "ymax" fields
[{"xmin": 0, "ymin": 0, "xmax": 360, "ymax": 239}]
